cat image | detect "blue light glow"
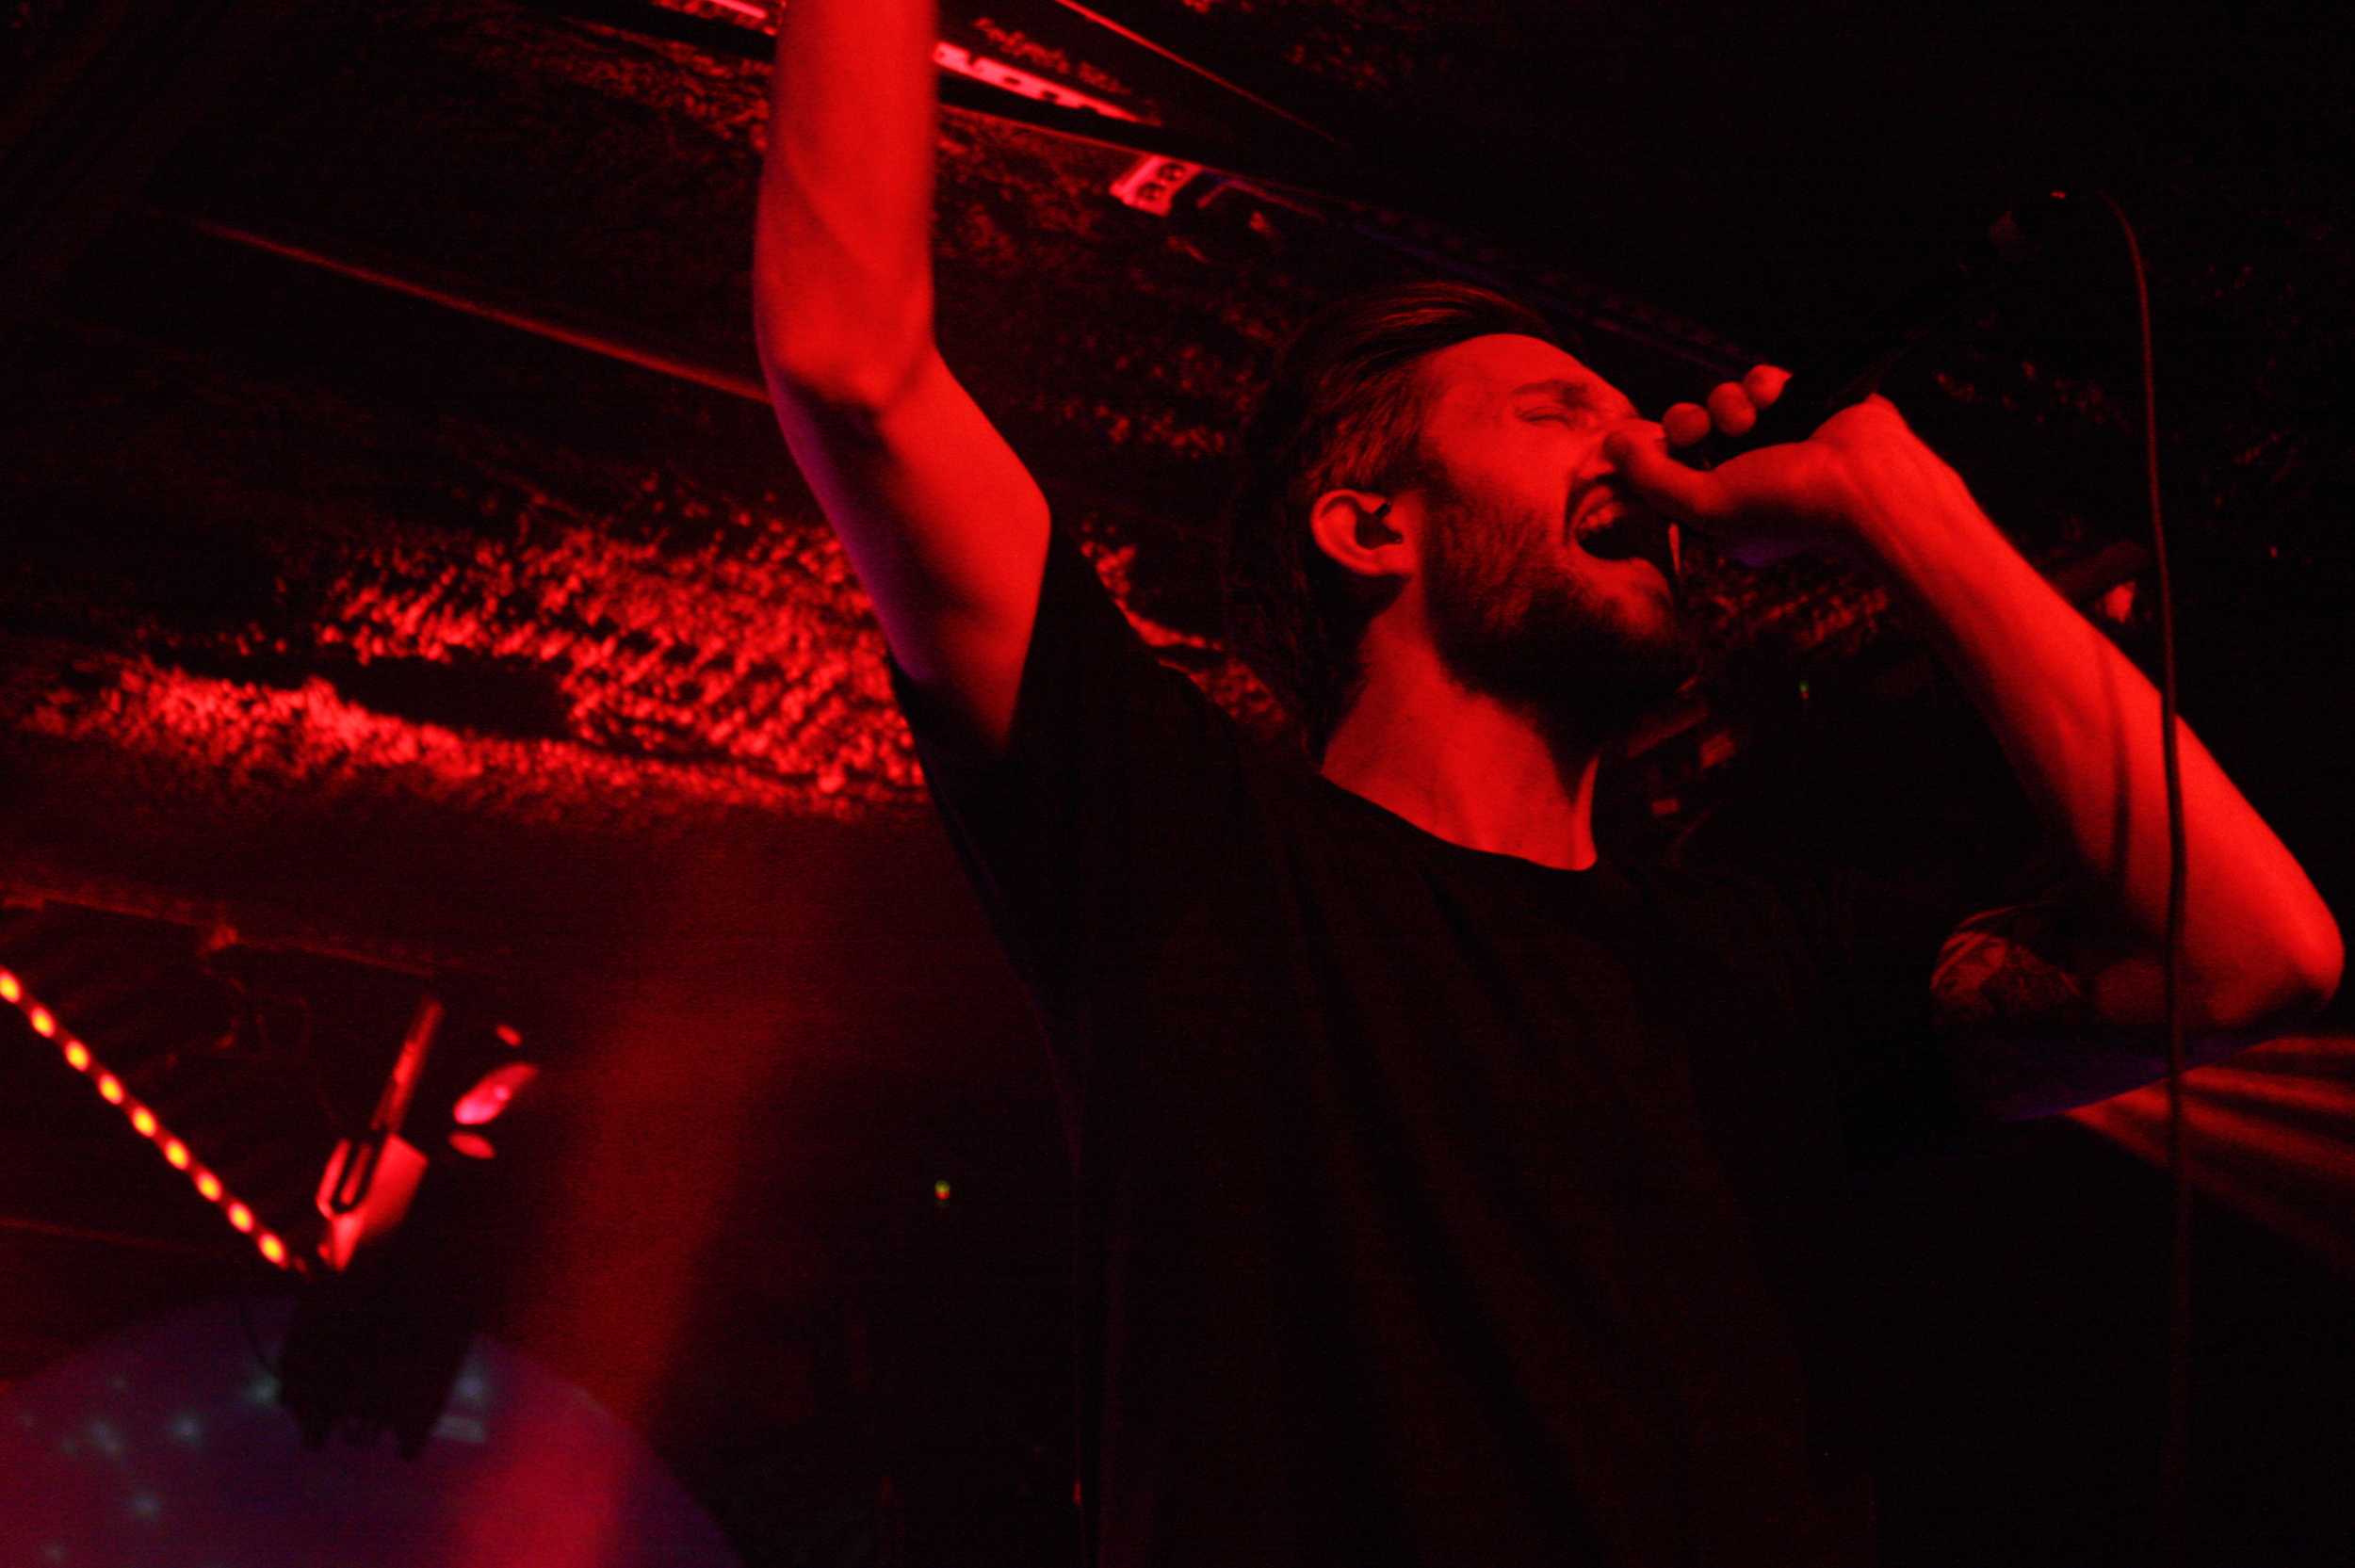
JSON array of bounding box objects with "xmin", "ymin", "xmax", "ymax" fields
[{"xmin": 0, "ymin": 1300, "xmax": 740, "ymax": 1566}]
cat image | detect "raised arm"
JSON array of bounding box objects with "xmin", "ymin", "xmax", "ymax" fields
[
  {"xmin": 1611, "ymin": 378, "xmax": 2342, "ymax": 1086},
  {"xmin": 754, "ymin": 0, "xmax": 1049, "ymax": 752}
]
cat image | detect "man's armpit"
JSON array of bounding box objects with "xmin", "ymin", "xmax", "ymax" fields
[{"xmin": 1928, "ymin": 903, "xmax": 2101, "ymax": 1036}]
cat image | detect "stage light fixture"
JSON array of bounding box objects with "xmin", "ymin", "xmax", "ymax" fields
[
  {"xmin": 450, "ymin": 1061, "xmax": 539, "ymax": 1126},
  {"xmin": 315, "ymin": 994, "xmax": 444, "ymax": 1274},
  {"xmin": 283, "ymin": 994, "xmax": 541, "ymax": 1459},
  {"xmin": 8, "ymin": 946, "xmax": 545, "ymax": 1300}
]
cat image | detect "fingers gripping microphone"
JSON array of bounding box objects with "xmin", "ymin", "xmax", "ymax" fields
[{"xmin": 1690, "ymin": 191, "xmax": 2082, "ymax": 463}]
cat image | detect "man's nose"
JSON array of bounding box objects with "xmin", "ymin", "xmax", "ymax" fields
[{"xmin": 1593, "ymin": 415, "xmax": 1661, "ymax": 478}]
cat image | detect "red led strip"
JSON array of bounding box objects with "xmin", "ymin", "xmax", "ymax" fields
[{"xmin": 0, "ymin": 964, "xmax": 302, "ymax": 1274}]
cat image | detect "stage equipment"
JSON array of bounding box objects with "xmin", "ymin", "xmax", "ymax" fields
[
  {"xmin": 0, "ymin": 902, "xmax": 346, "ymax": 1273},
  {"xmin": 315, "ymin": 994, "xmax": 443, "ymax": 1274},
  {"xmin": 2, "ymin": 897, "xmax": 544, "ymax": 1454},
  {"xmin": 282, "ymin": 994, "xmax": 544, "ymax": 1454}
]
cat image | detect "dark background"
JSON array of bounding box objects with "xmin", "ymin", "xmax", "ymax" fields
[{"xmin": 3, "ymin": 1, "xmax": 2350, "ymax": 1562}]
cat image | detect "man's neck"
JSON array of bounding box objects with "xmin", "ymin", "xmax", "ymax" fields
[{"xmin": 1318, "ymin": 647, "xmax": 1603, "ymax": 872}]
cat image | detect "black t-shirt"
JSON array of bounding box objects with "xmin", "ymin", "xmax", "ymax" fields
[{"xmin": 895, "ymin": 531, "xmax": 1960, "ymax": 1568}]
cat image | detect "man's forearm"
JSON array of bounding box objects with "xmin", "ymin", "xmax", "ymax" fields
[
  {"xmin": 1850, "ymin": 462, "xmax": 2342, "ymax": 1028},
  {"xmin": 744, "ymin": 0, "xmax": 1050, "ymax": 753},
  {"xmin": 754, "ymin": 0, "xmax": 939, "ymax": 401}
]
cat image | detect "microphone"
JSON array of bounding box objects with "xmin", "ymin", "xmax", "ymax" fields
[{"xmin": 1688, "ymin": 190, "xmax": 2082, "ymax": 463}]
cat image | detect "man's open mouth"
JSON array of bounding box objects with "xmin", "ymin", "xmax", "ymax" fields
[{"xmin": 1571, "ymin": 494, "xmax": 1678, "ymax": 585}]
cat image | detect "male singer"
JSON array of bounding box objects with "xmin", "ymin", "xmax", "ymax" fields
[{"xmin": 751, "ymin": 3, "xmax": 2341, "ymax": 1561}]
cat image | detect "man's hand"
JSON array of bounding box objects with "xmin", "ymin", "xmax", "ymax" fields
[
  {"xmin": 1604, "ymin": 365, "xmax": 1970, "ymax": 569},
  {"xmin": 1608, "ymin": 360, "xmax": 2342, "ymax": 1067}
]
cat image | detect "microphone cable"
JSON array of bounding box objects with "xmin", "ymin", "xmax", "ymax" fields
[
  {"xmin": 1694, "ymin": 186, "xmax": 2194, "ymax": 1554},
  {"xmin": 2096, "ymin": 189, "xmax": 2194, "ymax": 1568}
]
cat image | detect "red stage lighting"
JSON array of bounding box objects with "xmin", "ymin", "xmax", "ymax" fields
[
  {"xmin": 2071, "ymin": 1033, "xmax": 2355, "ymax": 1280},
  {"xmin": 451, "ymin": 1061, "xmax": 539, "ymax": 1126}
]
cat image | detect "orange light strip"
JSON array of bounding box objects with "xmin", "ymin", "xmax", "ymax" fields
[{"xmin": 0, "ymin": 964, "xmax": 300, "ymax": 1274}]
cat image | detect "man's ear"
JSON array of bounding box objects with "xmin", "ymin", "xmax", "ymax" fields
[{"xmin": 1308, "ymin": 489, "xmax": 1415, "ymax": 580}]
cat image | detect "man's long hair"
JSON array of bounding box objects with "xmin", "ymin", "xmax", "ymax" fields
[{"xmin": 1223, "ymin": 281, "xmax": 1561, "ymax": 756}]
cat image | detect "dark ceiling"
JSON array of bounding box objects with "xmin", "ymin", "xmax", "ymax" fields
[
  {"xmin": 5, "ymin": 0, "xmax": 2346, "ymax": 893},
  {"xmin": 2, "ymin": 1, "xmax": 2351, "ymax": 1561}
]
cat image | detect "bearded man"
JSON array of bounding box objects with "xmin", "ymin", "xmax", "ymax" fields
[{"xmin": 750, "ymin": 2, "xmax": 2342, "ymax": 1563}]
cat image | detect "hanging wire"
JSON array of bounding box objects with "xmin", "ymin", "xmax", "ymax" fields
[{"xmin": 2094, "ymin": 189, "xmax": 2191, "ymax": 1562}]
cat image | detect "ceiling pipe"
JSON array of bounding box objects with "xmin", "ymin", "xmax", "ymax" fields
[{"xmin": 171, "ymin": 210, "xmax": 771, "ymax": 404}]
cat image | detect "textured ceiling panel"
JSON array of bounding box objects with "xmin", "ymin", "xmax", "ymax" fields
[{"xmin": 0, "ymin": 0, "xmax": 2346, "ymax": 967}]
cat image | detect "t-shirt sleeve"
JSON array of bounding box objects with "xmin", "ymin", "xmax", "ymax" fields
[{"xmin": 887, "ymin": 527, "xmax": 1267, "ymax": 1105}]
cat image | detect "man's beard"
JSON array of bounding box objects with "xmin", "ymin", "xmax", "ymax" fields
[{"xmin": 1421, "ymin": 486, "xmax": 1699, "ymax": 743}]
